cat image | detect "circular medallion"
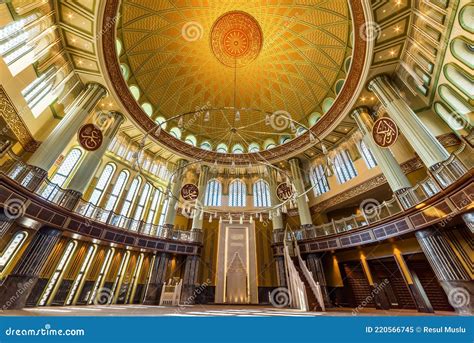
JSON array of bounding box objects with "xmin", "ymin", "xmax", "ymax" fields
[
  {"xmin": 276, "ymin": 182, "xmax": 294, "ymax": 202},
  {"xmin": 78, "ymin": 124, "xmax": 103, "ymax": 151},
  {"xmin": 372, "ymin": 117, "xmax": 399, "ymax": 148},
  {"xmin": 181, "ymin": 184, "xmax": 199, "ymax": 201},
  {"xmin": 210, "ymin": 11, "xmax": 263, "ymax": 67}
]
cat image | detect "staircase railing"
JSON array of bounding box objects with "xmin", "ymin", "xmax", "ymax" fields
[
  {"xmin": 283, "ymin": 228, "xmax": 308, "ymax": 311},
  {"xmin": 283, "ymin": 225, "xmax": 325, "ymax": 312}
]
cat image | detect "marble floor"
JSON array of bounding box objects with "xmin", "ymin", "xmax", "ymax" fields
[{"xmin": 0, "ymin": 305, "xmax": 457, "ymax": 317}]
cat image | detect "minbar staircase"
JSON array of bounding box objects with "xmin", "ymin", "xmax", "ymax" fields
[{"xmin": 283, "ymin": 225, "xmax": 325, "ymax": 312}]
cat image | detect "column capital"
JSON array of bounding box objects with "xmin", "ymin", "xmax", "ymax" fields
[
  {"xmin": 350, "ymin": 107, "xmax": 370, "ymax": 120},
  {"xmin": 85, "ymin": 82, "xmax": 108, "ymax": 96}
]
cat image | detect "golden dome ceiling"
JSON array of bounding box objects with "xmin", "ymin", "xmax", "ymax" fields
[{"xmin": 116, "ymin": 0, "xmax": 353, "ymax": 152}]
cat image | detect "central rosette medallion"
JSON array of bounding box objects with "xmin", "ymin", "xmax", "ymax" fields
[{"xmin": 210, "ymin": 11, "xmax": 263, "ymax": 67}]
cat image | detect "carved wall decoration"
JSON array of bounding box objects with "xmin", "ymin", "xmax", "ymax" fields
[{"xmin": 0, "ymin": 86, "xmax": 39, "ymax": 152}]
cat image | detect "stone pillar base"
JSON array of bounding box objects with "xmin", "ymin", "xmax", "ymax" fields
[{"xmin": 0, "ymin": 275, "xmax": 38, "ymax": 310}]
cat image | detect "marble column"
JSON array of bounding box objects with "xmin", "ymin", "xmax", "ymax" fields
[
  {"xmin": 181, "ymin": 255, "xmax": 201, "ymax": 303},
  {"xmin": 267, "ymin": 166, "xmax": 284, "ymax": 231},
  {"xmin": 163, "ymin": 159, "xmax": 188, "ymax": 228},
  {"xmin": 67, "ymin": 111, "xmax": 125, "ymax": 195},
  {"xmin": 191, "ymin": 165, "xmax": 209, "ymax": 231},
  {"xmin": 288, "ymin": 158, "xmax": 313, "ymax": 227},
  {"xmin": 25, "ymin": 83, "xmax": 107, "ymax": 189},
  {"xmin": 369, "ymin": 75, "xmax": 449, "ymax": 169},
  {"xmin": 143, "ymin": 252, "xmax": 170, "ymax": 305},
  {"xmin": 415, "ymin": 228, "xmax": 472, "ymax": 314},
  {"xmin": 0, "ymin": 227, "xmax": 62, "ymax": 309},
  {"xmin": 352, "ymin": 108, "xmax": 412, "ymax": 192}
]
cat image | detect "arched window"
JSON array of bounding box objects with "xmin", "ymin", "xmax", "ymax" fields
[
  {"xmin": 359, "ymin": 141, "xmax": 377, "ymax": 169},
  {"xmin": 333, "ymin": 150, "xmax": 357, "ymax": 183},
  {"xmin": 88, "ymin": 163, "xmax": 116, "ymax": 207},
  {"xmin": 157, "ymin": 197, "xmax": 169, "ymax": 226},
  {"xmin": 232, "ymin": 144, "xmax": 244, "ymax": 154},
  {"xmin": 229, "ymin": 180, "xmax": 246, "ymax": 207},
  {"xmin": 155, "ymin": 116, "xmax": 167, "ymax": 130},
  {"xmin": 248, "ymin": 143, "xmax": 260, "ymax": 152},
  {"xmin": 310, "ymin": 164, "xmax": 330, "ymax": 196},
  {"xmin": 104, "ymin": 170, "xmax": 130, "ymax": 212},
  {"xmin": 185, "ymin": 135, "xmax": 197, "ymax": 146},
  {"xmin": 141, "ymin": 102, "xmax": 153, "ymax": 116},
  {"xmin": 147, "ymin": 187, "xmax": 163, "ymax": 224},
  {"xmin": 0, "ymin": 231, "xmax": 28, "ymax": 273},
  {"xmin": 216, "ymin": 143, "xmax": 228, "ymax": 153},
  {"xmin": 204, "ymin": 179, "xmax": 222, "ymax": 206},
  {"xmin": 120, "ymin": 176, "xmax": 142, "ymax": 217},
  {"xmin": 129, "ymin": 85, "xmax": 140, "ymax": 100},
  {"xmin": 170, "ymin": 127, "xmax": 182, "ymax": 139},
  {"xmin": 253, "ymin": 180, "xmax": 271, "ymax": 207},
  {"xmin": 200, "ymin": 141, "xmax": 212, "ymax": 151},
  {"xmin": 133, "ymin": 182, "xmax": 151, "ymax": 223},
  {"xmin": 38, "ymin": 240, "xmax": 77, "ymax": 306},
  {"xmin": 41, "ymin": 148, "xmax": 82, "ymax": 199}
]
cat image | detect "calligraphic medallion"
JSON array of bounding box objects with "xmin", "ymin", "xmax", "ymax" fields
[
  {"xmin": 78, "ymin": 124, "xmax": 103, "ymax": 151},
  {"xmin": 276, "ymin": 182, "xmax": 294, "ymax": 202},
  {"xmin": 181, "ymin": 184, "xmax": 199, "ymax": 201},
  {"xmin": 210, "ymin": 11, "xmax": 263, "ymax": 68},
  {"xmin": 372, "ymin": 117, "xmax": 399, "ymax": 148}
]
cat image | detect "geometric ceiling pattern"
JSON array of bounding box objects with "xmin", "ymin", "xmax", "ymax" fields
[{"xmin": 118, "ymin": 0, "xmax": 352, "ymax": 149}]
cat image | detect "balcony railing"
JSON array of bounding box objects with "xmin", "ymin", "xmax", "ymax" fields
[
  {"xmin": 273, "ymin": 144, "xmax": 472, "ymax": 243},
  {"xmin": 0, "ymin": 155, "xmax": 202, "ymax": 244}
]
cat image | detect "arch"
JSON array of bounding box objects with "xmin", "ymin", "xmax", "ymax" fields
[
  {"xmin": 438, "ymin": 84, "xmax": 473, "ymax": 124},
  {"xmin": 120, "ymin": 176, "xmax": 142, "ymax": 217},
  {"xmin": 443, "ymin": 64, "xmax": 474, "ymax": 100},
  {"xmin": 459, "ymin": 4, "xmax": 474, "ymax": 34},
  {"xmin": 204, "ymin": 179, "xmax": 222, "ymax": 206},
  {"xmin": 434, "ymin": 102, "xmax": 469, "ymax": 132},
  {"xmin": 232, "ymin": 144, "xmax": 244, "ymax": 154},
  {"xmin": 229, "ymin": 179, "xmax": 246, "ymax": 207},
  {"xmin": 451, "ymin": 36, "xmax": 474, "ymax": 69},
  {"xmin": 88, "ymin": 163, "xmax": 116, "ymax": 207},
  {"xmin": 116, "ymin": 39, "xmax": 122, "ymax": 56},
  {"xmin": 200, "ymin": 141, "xmax": 212, "ymax": 151},
  {"xmin": 141, "ymin": 102, "xmax": 153, "ymax": 116},
  {"xmin": 308, "ymin": 112, "xmax": 322, "ymax": 126},
  {"xmin": 104, "ymin": 169, "xmax": 130, "ymax": 212},
  {"xmin": 41, "ymin": 148, "xmax": 83, "ymax": 199},
  {"xmin": 253, "ymin": 179, "xmax": 271, "ymax": 207},
  {"xmin": 129, "ymin": 85, "xmax": 140, "ymax": 100},
  {"xmin": 169, "ymin": 127, "xmax": 182, "ymax": 139},
  {"xmin": 248, "ymin": 142, "xmax": 260, "ymax": 152},
  {"xmin": 263, "ymin": 139, "xmax": 276, "ymax": 150},
  {"xmin": 216, "ymin": 143, "xmax": 228, "ymax": 153},
  {"xmin": 185, "ymin": 134, "xmax": 197, "ymax": 146},
  {"xmin": 155, "ymin": 116, "xmax": 168, "ymax": 130},
  {"xmin": 322, "ymin": 98, "xmax": 335, "ymax": 114}
]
